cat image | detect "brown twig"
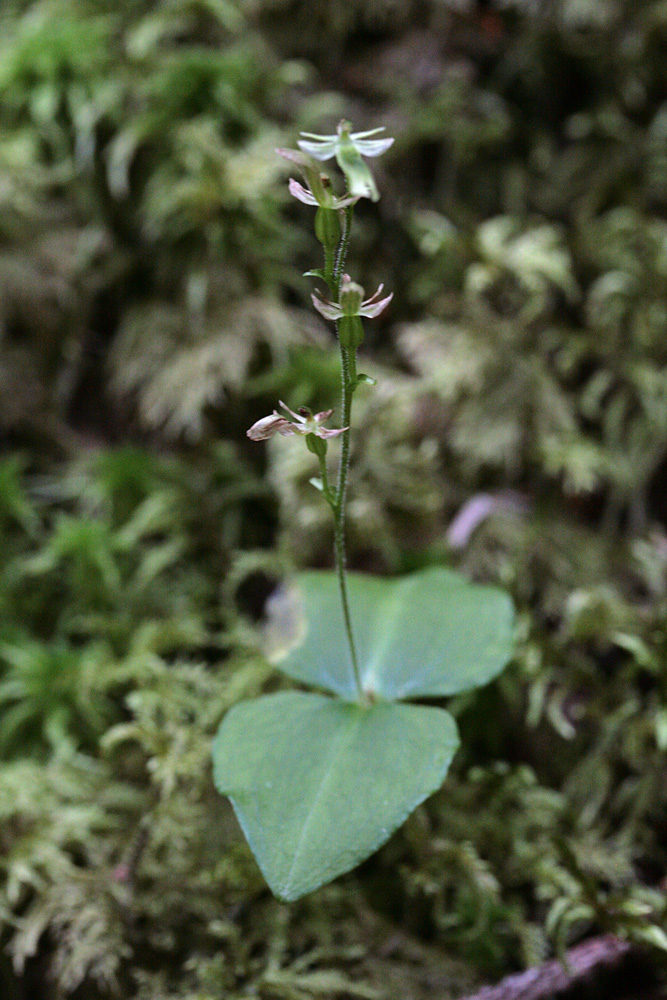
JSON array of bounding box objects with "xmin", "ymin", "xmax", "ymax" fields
[{"xmin": 457, "ymin": 934, "xmax": 631, "ymax": 1000}]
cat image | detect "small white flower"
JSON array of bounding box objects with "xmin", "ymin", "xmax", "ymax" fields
[
  {"xmin": 297, "ymin": 121, "xmax": 394, "ymax": 203},
  {"xmin": 298, "ymin": 124, "xmax": 394, "ymax": 162}
]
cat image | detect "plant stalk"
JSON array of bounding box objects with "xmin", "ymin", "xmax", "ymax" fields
[
  {"xmin": 331, "ymin": 204, "xmax": 363, "ymax": 699},
  {"xmin": 333, "ymin": 205, "xmax": 353, "ymax": 298},
  {"xmin": 317, "ymin": 451, "xmax": 334, "ymax": 507},
  {"xmin": 333, "ymin": 343, "xmax": 362, "ymax": 698}
]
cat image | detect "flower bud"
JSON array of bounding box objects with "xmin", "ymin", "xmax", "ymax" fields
[{"xmin": 340, "ymin": 280, "xmax": 364, "ymax": 317}]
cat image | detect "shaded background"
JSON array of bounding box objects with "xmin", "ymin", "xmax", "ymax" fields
[{"xmin": 2, "ymin": 0, "xmax": 667, "ymax": 997}]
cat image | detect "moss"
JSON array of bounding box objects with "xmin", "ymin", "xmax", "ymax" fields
[{"xmin": 2, "ymin": 0, "xmax": 667, "ymax": 994}]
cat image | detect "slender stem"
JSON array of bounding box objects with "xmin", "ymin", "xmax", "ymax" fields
[
  {"xmin": 324, "ymin": 244, "xmax": 335, "ymax": 290},
  {"xmin": 336, "ymin": 345, "xmax": 354, "ymax": 509},
  {"xmin": 333, "ymin": 205, "xmax": 353, "ymax": 297},
  {"xmin": 334, "ymin": 508, "xmax": 361, "ymax": 698},
  {"xmin": 323, "ymin": 204, "xmax": 363, "ymax": 697},
  {"xmin": 317, "ymin": 451, "xmax": 334, "ymax": 507},
  {"xmin": 333, "ymin": 341, "xmax": 362, "ymax": 696}
]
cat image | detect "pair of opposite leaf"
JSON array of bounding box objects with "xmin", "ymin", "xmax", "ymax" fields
[{"xmin": 213, "ymin": 569, "xmax": 514, "ymax": 901}]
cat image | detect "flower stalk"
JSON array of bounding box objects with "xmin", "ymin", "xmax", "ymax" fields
[{"xmin": 249, "ymin": 123, "xmax": 393, "ymax": 701}]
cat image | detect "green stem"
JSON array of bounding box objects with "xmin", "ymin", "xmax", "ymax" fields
[
  {"xmin": 332, "ymin": 205, "xmax": 363, "ymax": 698},
  {"xmin": 317, "ymin": 451, "xmax": 334, "ymax": 508},
  {"xmin": 333, "ymin": 205, "xmax": 353, "ymax": 297},
  {"xmin": 315, "ymin": 204, "xmax": 363, "ymax": 698},
  {"xmin": 333, "ymin": 340, "xmax": 362, "ymax": 698},
  {"xmin": 324, "ymin": 244, "xmax": 335, "ymax": 290}
]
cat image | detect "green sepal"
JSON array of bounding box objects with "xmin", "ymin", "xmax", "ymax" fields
[
  {"xmin": 303, "ymin": 268, "xmax": 327, "ymax": 280},
  {"xmin": 356, "ymin": 373, "xmax": 377, "ymax": 387}
]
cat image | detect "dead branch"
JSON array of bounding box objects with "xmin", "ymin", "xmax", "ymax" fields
[{"xmin": 457, "ymin": 934, "xmax": 631, "ymax": 1000}]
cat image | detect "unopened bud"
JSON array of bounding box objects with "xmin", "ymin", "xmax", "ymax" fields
[{"xmin": 340, "ymin": 280, "xmax": 364, "ymax": 317}]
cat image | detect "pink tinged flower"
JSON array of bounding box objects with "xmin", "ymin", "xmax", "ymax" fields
[
  {"xmin": 247, "ymin": 402, "xmax": 347, "ymax": 442},
  {"xmin": 288, "ymin": 178, "xmax": 358, "ymax": 210},
  {"xmin": 277, "ymin": 148, "xmax": 359, "ymax": 210},
  {"xmin": 278, "ymin": 401, "xmax": 348, "ymax": 438},
  {"xmin": 276, "ymin": 148, "xmax": 328, "ymax": 199},
  {"xmin": 311, "ymin": 278, "xmax": 393, "ymax": 322}
]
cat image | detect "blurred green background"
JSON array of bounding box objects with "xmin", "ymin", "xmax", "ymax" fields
[{"xmin": 2, "ymin": 0, "xmax": 667, "ymax": 997}]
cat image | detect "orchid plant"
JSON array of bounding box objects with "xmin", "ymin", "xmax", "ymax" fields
[{"xmin": 213, "ymin": 122, "xmax": 515, "ymax": 902}]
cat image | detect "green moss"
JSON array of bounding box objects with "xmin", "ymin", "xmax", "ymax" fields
[{"xmin": 2, "ymin": 0, "xmax": 667, "ymax": 994}]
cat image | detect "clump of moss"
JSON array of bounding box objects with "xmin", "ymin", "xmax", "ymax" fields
[{"xmin": 3, "ymin": 0, "xmax": 667, "ymax": 995}]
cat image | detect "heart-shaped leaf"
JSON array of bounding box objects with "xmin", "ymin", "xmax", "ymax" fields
[
  {"xmin": 273, "ymin": 568, "xmax": 514, "ymax": 701},
  {"xmin": 213, "ymin": 690, "xmax": 459, "ymax": 901}
]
